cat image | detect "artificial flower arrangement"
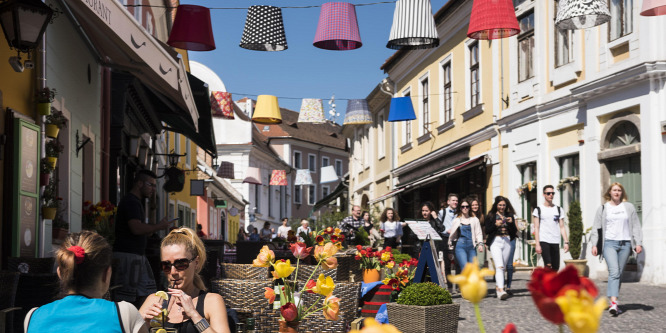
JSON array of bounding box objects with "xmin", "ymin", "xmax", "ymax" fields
[
  {"xmin": 382, "ymin": 257, "xmax": 419, "ymax": 292},
  {"xmin": 556, "ymin": 176, "xmax": 580, "ymax": 191},
  {"xmin": 354, "ymin": 245, "xmax": 394, "ymax": 270},
  {"xmin": 82, "ymin": 200, "xmax": 117, "ymax": 244},
  {"xmin": 449, "ymin": 258, "xmax": 605, "ymax": 333},
  {"xmin": 516, "ymin": 180, "xmax": 537, "ymax": 197},
  {"xmin": 254, "ymin": 226, "xmax": 344, "ymax": 327}
]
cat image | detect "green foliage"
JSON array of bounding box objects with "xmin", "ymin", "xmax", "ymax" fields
[
  {"xmin": 396, "ymin": 282, "xmax": 452, "ymax": 306},
  {"xmin": 35, "ymin": 87, "xmax": 56, "ymax": 103},
  {"xmin": 45, "ymin": 109, "xmax": 68, "ymax": 128},
  {"xmin": 314, "ymin": 210, "xmax": 347, "ymax": 231},
  {"xmin": 392, "ymin": 249, "xmax": 411, "ymax": 263},
  {"xmin": 41, "ymin": 158, "xmax": 54, "ymax": 174},
  {"xmin": 45, "ymin": 139, "xmax": 64, "ymax": 157},
  {"xmin": 354, "ymin": 227, "xmax": 370, "ymax": 246},
  {"xmin": 567, "ymin": 201, "xmax": 583, "ymax": 259}
]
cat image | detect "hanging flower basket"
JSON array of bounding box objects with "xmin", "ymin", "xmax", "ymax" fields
[
  {"xmin": 45, "ymin": 157, "xmax": 58, "ymax": 168},
  {"xmin": 556, "ymin": 176, "xmax": 579, "ymax": 191},
  {"xmin": 42, "ymin": 207, "xmax": 57, "ymax": 220},
  {"xmin": 45, "ymin": 124, "xmax": 60, "ymax": 139},
  {"xmin": 516, "ymin": 180, "xmax": 537, "ymax": 197},
  {"xmin": 40, "ymin": 173, "xmax": 51, "ymax": 186},
  {"xmin": 37, "ymin": 103, "xmax": 52, "ymax": 116}
]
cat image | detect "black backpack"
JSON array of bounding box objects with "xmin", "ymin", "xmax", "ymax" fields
[{"xmin": 535, "ymin": 205, "xmax": 562, "ymax": 223}]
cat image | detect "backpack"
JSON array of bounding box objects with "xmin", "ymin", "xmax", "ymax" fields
[{"xmin": 535, "ymin": 205, "xmax": 561, "ymax": 223}]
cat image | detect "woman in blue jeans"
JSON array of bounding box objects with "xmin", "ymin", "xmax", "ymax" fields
[
  {"xmin": 590, "ymin": 182, "xmax": 643, "ymax": 316},
  {"xmin": 448, "ymin": 198, "xmax": 484, "ymax": 271}
]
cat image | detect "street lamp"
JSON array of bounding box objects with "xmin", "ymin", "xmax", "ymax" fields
[{"xmin": 0, "ymin": 0, "xmax": 53, "ymax": 71}]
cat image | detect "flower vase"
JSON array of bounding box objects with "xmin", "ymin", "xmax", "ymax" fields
[
  {"xmin": 46, "ymin": 157, "xmax": 58, "ymax": 168},
  {"xmin": 38, "ymin": 102, "xmax": 52, "ymax": 116},
  {"xmin": 278, "ymin": 320, "xmax": 300, "ymax": 333},
  {"xmin": 45, "ymin": 124, "xmax": 60, "ymax": 139},
  {"xmin": 42, "ymin": 207, "xmax": 57, "ymax": 220},
  {"xmin": 363, "ymin": 268, "xmax": 381, "ymax": 283}
]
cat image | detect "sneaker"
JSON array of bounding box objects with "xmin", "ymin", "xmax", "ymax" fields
[
  {"xmin": 497, "ymin": 290, "xmax": 508, "ymax": 300},
  {"xmin": 505, "ymin": 289, "xmax": 514, "ymax": 296},
  {"xmin": 609, "ymin": 302, "xmax": 619, "ymax": 316}
]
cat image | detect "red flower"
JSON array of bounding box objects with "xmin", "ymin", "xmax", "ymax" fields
[
  {"xmin": 316, "ymin": 235, "xmax": 325, "ymax": 245},
  {"xmin": 305, "ymin": 279, "xmax": 317, "ymax": 294},
  {"xmin": 388, "ymin": 278, "xmax": 400, "ymax": 290},
  {"xmin": 528, "ymin": 265, "xmax": 598, "ymax": 325},
  {"xmin": 337, "ymin": 234, "xmax": 345, "ymax": 242},
  {"xmin": 280, "ymin": 302, "xmax": 298, "ymax": 322},
  {"xmin": 289, "ymin": 242, "xmax": 312, "ymax": 260},
  {"xmin": 356, "ymin": 245, "xmax": 363, "ymax": 251},
  {"xmin": 324, "ymin": 226, "xmax": 334, "ymax": 234},
  {"xmin": 330, "ymin": 235, "xmax": 338, "ymax": 243},
  {"xmin": 502, "ymin": 323, "xmax": 518, "ymax": 333}
]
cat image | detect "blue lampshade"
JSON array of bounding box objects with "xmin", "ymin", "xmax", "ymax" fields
[
  {"xmin": 343, "ymin": 99, "xmax": 373, "ymax": 125},
  {"xmin": 388, "ymin": 97, "xmax": 416, "ymax": 122}
]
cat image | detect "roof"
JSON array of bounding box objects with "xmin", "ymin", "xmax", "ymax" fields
[
  {"xmin": 252, "ymin": 125, "xmax": 293, "ymax": 170},
  {"xmin": 380, "ymin": 0, "xmax": 465, "ymax": 73}
]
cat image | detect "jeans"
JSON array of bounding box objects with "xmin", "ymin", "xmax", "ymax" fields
[
  {"xmin": 490, "ymin": 236, "xmax": 512, "ymax": 289},
  {"xmin": 506, "ymin": 238, "xmax": 516, "ymax": 289},
  {"xmin": 454, "ymin": 238, "xmax": 477, "ymax": 271},
  {"xmin": 603, "ymin": 239, "xmax": 632, "ymax": 298},
  {"xmin": 540, "ymin": 242, "xmax": 561, "ymax": 271}
]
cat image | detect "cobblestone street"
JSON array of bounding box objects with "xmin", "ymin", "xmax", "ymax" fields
[{"xmin": 453, "ymin": 271, "xmax": 666, "ymax": 333}]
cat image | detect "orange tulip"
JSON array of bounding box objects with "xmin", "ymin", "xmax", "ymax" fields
[
  {"xmin": 264, "ymin": 287, "xmax": 276, "ymax": 304},
  {"xmin": 322, "ymin": 295, "xmax": 340, "ymax": 320},
  {"xmin": 321, "ymin": 256, "xmax": 338, "ymax": 270}
]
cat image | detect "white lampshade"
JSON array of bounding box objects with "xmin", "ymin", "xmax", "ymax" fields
[
  {"xmin": 295, "ymin": 169, "xmax": 313, "ymax": 185},
  {"xmin": 298, "ymin": 98, "xmax": 326, "ymax": 123},
  {"xmin": 320, "ymin": 165, "xmax": 339, "ymax": 184},
  {"xmin": 243, "ymin": 167, "xmax": 262, "ymax": 185}
]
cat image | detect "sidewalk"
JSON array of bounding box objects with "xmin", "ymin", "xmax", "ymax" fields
[{"xmin": 453, "ymin": 271, "xmax": 666, "ymax": 332}]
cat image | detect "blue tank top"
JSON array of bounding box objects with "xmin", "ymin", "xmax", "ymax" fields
[
  {"xmin": 27, "ymin": 295, "xmax": 123, "ymax": 333},
  {"xmin": 460, "ymin": 224, "xmax": 472, "ymax": 240}
]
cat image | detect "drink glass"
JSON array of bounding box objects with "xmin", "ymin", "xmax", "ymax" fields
[{"xmin": 150, "ymin": 328, "xmax": 177, "ymax": 333}]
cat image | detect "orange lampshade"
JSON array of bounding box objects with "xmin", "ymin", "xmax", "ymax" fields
[
  {"xmin": 252, "ymin": 95, "xmax": 282, "ymax": 124},
  {"xmin": 167, "ymin": 5, "xmax": 216, "ymax": 51},
  {"xmin": 270, "ymin": 170, "xmax": 288, "ymax": 186}
]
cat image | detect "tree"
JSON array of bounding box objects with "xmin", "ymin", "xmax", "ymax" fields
[{"xmin": 567, "ymin": 201, "xmax": 583, "ymax": 259}]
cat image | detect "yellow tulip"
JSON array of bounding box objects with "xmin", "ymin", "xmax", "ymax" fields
[
  {"xmin": 555, "ymin": 289, "xmax": 606, "ymax": 333},
  {"xmin": 348, "ymin": 318, "xmax": 402, "ymax": 333},
  {"xmin": 314, "ymin": 242, "xmax": 338, "ymax": 261},
  {"xmin": 334, "ymin": 228, "xmax": 342, "ymax": 235},
  {"xmin": 315, "ymin": 274, "xmax": 335, "ymax": 297},
  {"xmin": 274, "ymin": 259, "xmax": 296, "ymax": 279},
  {"xmin": 385, "ymin": 261, "xmax": 395, "ymax": 269},
  {"xmin": 381, "ymin": 252, "xmax": 392, "ymax": 262},
  {"xmin": 447, "ymin": 257, "xmax": 494, "ymax": 304}
]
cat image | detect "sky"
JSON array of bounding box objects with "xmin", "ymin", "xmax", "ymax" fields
[{"xmin": 182, "ymin": 0, "xmax": 449, "ymax": 122}]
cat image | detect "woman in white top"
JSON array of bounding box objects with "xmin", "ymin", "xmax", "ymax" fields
[
  {"xmin": 448, "ymin": 198, "xmax": 484, "ymax": 272},
  {"xmin": 379, "ymin": 208, "xmax": 403, "ymax": 249},
  {"xmin": 590, "ymin": 182, "xmax": 643, "ymax": 316},
  {"xmin": 276, "ymin": 218, "xmax": 291, "ymax": 240}
]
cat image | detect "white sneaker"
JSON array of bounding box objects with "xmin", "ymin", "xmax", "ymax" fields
[
  {"xmin": 609, "ymin": 302, "xmax": 620, "ymax": 315},
  {"xmin": 497, "ymin": 290, "xmax": 508, "ymax": 300}
]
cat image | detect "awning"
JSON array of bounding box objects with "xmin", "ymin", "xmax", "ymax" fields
[
  {"xmin": 370, "ymin": 156, "xmax": 487, "ymax": 204},
  {"xmin": 161, "ymin": 73, "xmax": 217, "ymax": 157},
  {"xmin": 61, "ymin": 0, "xmax": 198, "ymax": 129}
]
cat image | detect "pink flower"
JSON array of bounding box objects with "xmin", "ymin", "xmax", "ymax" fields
[
  {"xmin": 321, "ymin": 256, "xmax": 338, "ymax": 270},
  {"xmin": 289, "ymin": 242, "xmax": 312, "ymax": 260},
  {"xmin": 322, "ymin": 295, "xmax": 340, "ymax": 321},
  {"xmin": 280, "ymin": 302, "xmax": 298, "ymax": 322}
]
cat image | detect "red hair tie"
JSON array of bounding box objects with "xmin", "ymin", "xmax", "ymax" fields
[{"xmin": 68, "ymin": 245, "xmax": 86, "ymax": 264}]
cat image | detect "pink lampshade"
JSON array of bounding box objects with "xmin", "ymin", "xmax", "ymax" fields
[
  {"xmin": 270, "ymin": 170, "xmax": 288, "ymax": 186},
  {"xmin": 210, "ymin": 92, "xmax": 235, "ymax": 119},
  {"xmin": 313, "ymin": 2, "xmax": 362, "ymax": 50},
  {"xmin": 641, "ymin": 0, "xmax": 666, "ymax": 16},
  {"xmin": 467, "ymin": 0, "xmax": 520, "ymax": 40},
  {"xmin": 243, "ymin": 167, "xmax": 262, "ymax": 185},
  {"xmin": 167, "ymin": 5, "xmax": 216, "ymax": 51}
]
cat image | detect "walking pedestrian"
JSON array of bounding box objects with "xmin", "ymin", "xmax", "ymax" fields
[
  {"xmin": 379, "ymin": 208, "xmax": 403, "ymax": 249},
  {"xmin": 533, "ymin": 185, "xmax": 569, "ymax": 272},
  {"xmin": 277, "ymin": 218, "xmax": 291, "ymax": 240},
  {"xmin": 590, "ymin": 182, "xmax": 643, "ymax": 316},
  {"xmin": 470, "ymin": 198, "xmax": 488, "ymax": 268},
  {"xmin": 448, "ymin": 198, "xmax": 484, "ymax": 271},
  {"xmin": 485, "ymin": 196, "xmax": 518, "ymax": 300}
]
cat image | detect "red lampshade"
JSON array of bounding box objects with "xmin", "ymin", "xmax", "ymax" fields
[
  {"xmin": 270, "ymin": 170, "xmax": 288, "ymax": 186},
  {"xmin": 467, "ymin": 0, "xmax": 520, "ymax": 40},
  {"xmin": 313, "ymin": 2, "xmax": 362, "ymax": 50},
  {"xmin": 641, "ymin": 0, "xmax": 666, "ymax": 16},
  {"xmin": 167, "ymin": 5, "xmax": 215, "ymax": 51}
]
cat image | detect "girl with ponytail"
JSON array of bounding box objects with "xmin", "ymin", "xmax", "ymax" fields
[
  {"xmin": 140, "ymin": 227, "xmax": 230, "ymax": 333},
  {"xmin": 24, "ymin": 231, "xmax": 147, "ymax": 332}
]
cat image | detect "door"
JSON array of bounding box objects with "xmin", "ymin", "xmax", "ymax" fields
[{"xmin": 608, "ymin": 155, "xmax": 642, "ymax": 223}]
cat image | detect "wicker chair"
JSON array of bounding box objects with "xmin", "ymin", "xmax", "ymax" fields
[
  {"xmin": 219, "ymin": 263, "xmax": 269, "ymax": 280},
  {"xmin": 0, "ymin": 272, "xmax": 20, "ymax": 333},
  {"xmin": 299, "ymin": 281, "xmax": 361, "ymax": 333}
]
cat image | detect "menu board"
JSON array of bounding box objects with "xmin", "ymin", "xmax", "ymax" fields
[
  {"xmin": 20, "ymin": 125, "xmax": 38, "ymax": 193},
  {"xmin": 12, "ymin": 119, "xmax": 41, "ymax": 257},
  {"xmin": 19, "ymin": 195, "xmax": 37, "ymax": 256},
  {"xmin": 405, "ymin": 220, "xmax": 442, "ymax": 241}
]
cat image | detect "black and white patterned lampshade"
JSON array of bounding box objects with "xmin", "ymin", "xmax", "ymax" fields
[
  {"xmin": 555, "ymin": 0, "xmax": 610, "ymax": 30},
  {"xmin": 387, "ymin": 0, "xmax": 439, "ymax": 49},
  {"xmin": 240, "ymin": 6, "xmax": 288, "ymax": 51}
]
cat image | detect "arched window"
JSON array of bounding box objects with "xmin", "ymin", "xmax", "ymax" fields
[{"xmin": 609, "ymin": 122, "xmax": 640, "ymax": 148}]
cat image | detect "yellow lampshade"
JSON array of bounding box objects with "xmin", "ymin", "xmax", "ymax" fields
[{"xmin": 252, "ymin": 95, "xmax": 282, "ymax": 124}]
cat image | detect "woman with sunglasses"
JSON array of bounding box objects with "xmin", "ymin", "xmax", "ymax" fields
[
  {"xmin": 485, "ymin": 196, "xmax": 518, "ymax": 300},
  {"xmin": 447, "ymin": 198, "xmax": 484, "ymax": 271},
  {"xmin": 25, "ymin": 231, "xmax": 147, "ymax": 332},
  {"xmin": 469, "ymin": 198, "xmax": 488, "ymax": 267},
  {"xmin": 140, "ymin": 227, "xmax": 230, "ymax": 333}
]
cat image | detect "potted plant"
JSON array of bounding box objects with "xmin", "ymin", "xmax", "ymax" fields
[
  {"xmin": 44, "ymin": 109, "xmax": 67, "ymax": 139},
  {"xmin": 52, "ymin": 208, "xmax": 69, "ymax": 241},
  {"xmin": 354, "ymin": 245, "xmax": 384, "ymax": 283},
  {"xmin": 386, "ymin": 282, "xmax": 459, "ymax": 333},
  {"xmin": 563, "ymin": 201, "xmax": 587, "ymax": 276},
  {"xmin": 40, "ymin": 158, "xmax": 55, "ymax": 186},
  {"xmin": 36, "ymin": 87, "xmax": 57, "ymax": 116},
  {"xmin": 45, "ymin": 139, "xmax": 64, "ymax": 168},
  {"xmin": 42, "ymin": 181, "xmax": 60, "ymax": 220}
]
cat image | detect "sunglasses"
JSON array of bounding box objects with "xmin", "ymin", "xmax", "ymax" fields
[
  {"xmin": 545, "ymin": 192, "xmax": 555, "ymax": 196},
  {"xmin": 161, "ymin": 257, "xmax": 196, "ymax": 272},
  {"xmin": 461, "ymin": 205, "xmax": 470, "ymax": 209}
]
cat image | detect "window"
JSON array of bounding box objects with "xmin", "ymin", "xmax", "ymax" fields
[
  {"xmin": 322, "ymin": 156, "xmax": 330, "ymax": 167},
  {"xmin": 322, "ymin": 185, "xmax": 330, "ymax": 198},
  {"xmin": 254, "ymin": 184, "xmax": 261, "ymax": 213},
  {"xmin": 518, "ymin": 11, "xmax": 535, "ymax": 82},
  {"xmin": 268, "ymin": 174, "xmax": 273, "ymax": 217},
  {"xmin": 609, "ymin": 0, "xmax": 633, "ymax": 41},
  {"xmin": 404, "ymin": 92, "xmax": 412, "ymax": 143},
  {"xmin": 513, "ymin": 0, "xmax": 529, "ymax": 7},
  {"xmin": 421, "ymin": 77, "xmax": 430, "ymax": 132},
  {"xmin": 609, "ymin": 122, "xmax": 640, "ymax": 148},
  {"xmin": 378, "ymin": 114, "xmax": 385, "ymax": 158},
  {"xmin": 308, "ymin": 185, "xmax": 316, "ymax": 205},
  {"xmin": 185, "ymin": 138, "xmax": 191, "ymax": 166},
  {"xmin": 554, "ymin": 1, "xmax": 573, "ymax": 67},
  {"xmin": 308, "ymin": 154, "xmax": 316, "ymax": 172},
  {"xmin": 363, "ymin": 130, "xmax": 369, "ymax": 168},
  {"xmin": 293, "ymin": 151, "xmax": 302, "ymax": 169},
  {"xmin": 442, "ymin": 62, "xmax": 453, "ymax": 122},
  {"xmin": 294, "ymin": 185, "xmax": 302, "ymax": 204},
  {"xmin": 146, "ymin": 11, "xmax": 154, "ymax": 35},
  {"xmin": 335, "ymin": 159, "xmax": 343, "ymax": 177},
  {"xmin": 559, "ymin": 155, "xmax": 580, "ymax": 209},
  {"xmin": 469, "ymin": 43, "xmax": 480, "ymax": 108},
  {"xmin": 133, "ymin": 0, "xmax": 142, "ymax": 25}
]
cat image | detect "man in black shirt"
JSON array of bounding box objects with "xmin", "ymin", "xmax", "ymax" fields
[{"xmin": 112, "ymin": 170, "xmax": 173, "ymax": 307}]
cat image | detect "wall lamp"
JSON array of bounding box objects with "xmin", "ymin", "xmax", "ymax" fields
[{"xmin": 0, "ymin": 0, "xmax": 54, "ymax": 72}]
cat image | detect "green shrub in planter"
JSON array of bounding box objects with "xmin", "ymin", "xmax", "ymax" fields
[
  {"xmin": 396, "ymin": 282, "xmax": 452, "ymax": 306},
  {"xmin": 392, "ymin": 249, "xmax": 412, "ymax": 263},
  {"xmin": 388, "ymin": 282, "xmax": 459, "ymax": 333}
]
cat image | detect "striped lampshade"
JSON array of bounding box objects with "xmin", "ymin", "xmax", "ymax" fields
[
  {"xmin": 298, "ymin": 99, "xmax": 326, "ymax": 123},
  {"xmin": 313, "ymin": 2, "xmax": 362, "ymax": 50},
  {"xmin": 387, "ymin": 0, "xmax": 439, "ymax": 50},
  {"xmin": 343, "ymin": 99, "xmax": 372, "ymax": 125},
  {"xmin": 240, "ymin": 6, "xmax": 288, "ymax": 51},
  {"xmin": 555, "ymin": 0, "xmax": 610, "ymax": 30}
]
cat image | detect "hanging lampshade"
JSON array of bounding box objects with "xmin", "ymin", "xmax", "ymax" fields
[
  {"xmin": 388, "ymin": 97, "xmax": 416, "ymax": 122},
  {"xmin": 216, "ymin": 162, "xmax": 235, "ymax": 179},
  {"xmin": 0, "ymin": 0, "xmax": 53, "ymax": 53},
  {"xmin": 642, "ymin": 0, "xmax": 666, "ymax": 16},
  {"xmin": 320, "ymin": 166, "xmax": 339, "ymax": 184},
  {"xmin": 555, "ymin": 0, "xmax": 610, "ymax": 30},
  {"xmin": 252, "ymin": 95, "xmax": 282, "ymax": 124},
  {"xmin": 343, "ymin": 99, "xmax": 372, "ymax": 125},
  {"xmin": 243, "ymin": 167, "xmax": 262, "ymax": 185},
  {"xmin": 387, "ymin": 0, "xmax": 439, "ymax": 50},
  {"xmin": 467, "ymin": 0, "xmax": 520, "ymax": 40},
  {"xmin": 210, "ymin": 92, "xmax": 235, "ymax": 119},
  {"xmin": 313, "ymin": 2, "xmax": 362, "ymax": 51},
  {"xmin": 167, "ymin": 5, "xmax": 216, "ymax": 51},
  {"xmin": 270, "ymin": 170, "xmax": 288, "ymax": 186},
  {"xmin": 240, "ymin": 6, "xmax": 288, "ymax": 51},
  {"xmin": 294, "ymin": 169, "xmax": 313, "ymax": 186},
  {"xmin": 298, "ymin": 98, "xmax": 326, "ymax": 123}
]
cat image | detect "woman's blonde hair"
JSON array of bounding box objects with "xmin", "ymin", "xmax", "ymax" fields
[
  {"xmin": 56, "ymin": 231, "xmax": 112, "ymax": 296},
  {"xmin": 161, "ymin": 227, "xmax": 207, "ymax": 291},
  {"xmin": 603, "ymin": 182, "xmax": 628, "ymax": 202}
]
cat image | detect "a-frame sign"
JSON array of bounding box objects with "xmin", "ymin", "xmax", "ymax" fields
[{"xmin": 412, "ymin": 235, "xmax": 447, "ymax": 287}]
